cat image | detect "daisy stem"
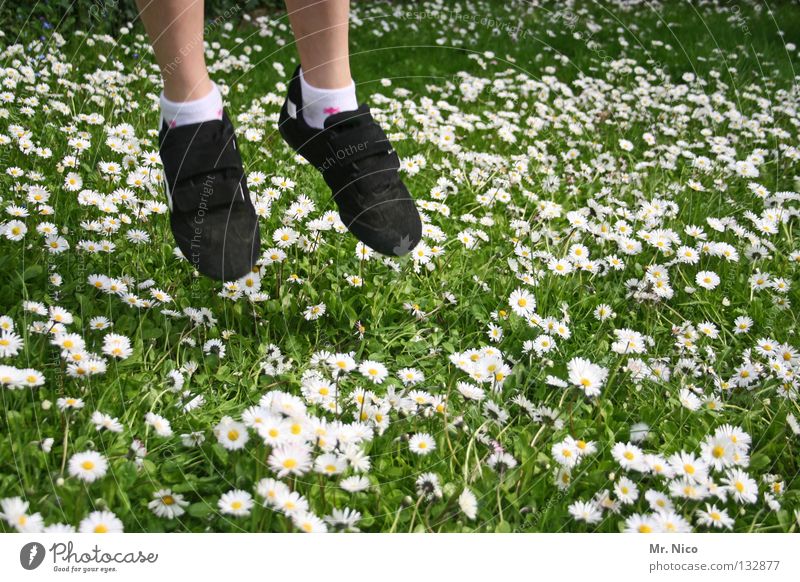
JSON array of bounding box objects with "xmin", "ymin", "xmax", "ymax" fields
[
  {"xmin": 407, "ymin": 496, "xmax": 423, "ymax": 532},
  {"xmin": 423, "ymin": 502, "xmax": 433, "ymax": 533},
  {"xmin": 463, "ymin": 420, "xmax": 491, "ymax": 483},
  {"xmin": 59, "ymin": 412, "xmax": 69, "ymax": 476},
  {"xmin": 388, "ymin": 502, "xmax": 403, "ymax": 533},
  {"xmin": 496, "ymin": 484, "xmax": 504, "ymax": 523},
  {"xmin": 530, "ymin": 424, "xmax": 546, "ymax": 448},
  {"xmin": 318, "ymin": 474, "xmax": 326, "ymax": 506},
  {"xmin": 334, "ymin": 375, "xmax": 340, "ymax": 419},
  {"xmin": 568, "ymin": 399, "xmax": 575, "ymax": 434},
  {"xmin": 748, "ymin": 509, "xmax": 763, "ymax": 533}
]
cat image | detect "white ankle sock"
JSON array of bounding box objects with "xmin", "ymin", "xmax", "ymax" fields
[
  {"xmin": 160, "ymin": 82, "xmax": 223, "ymax": 128},
  {"xmin": 299, "ymin": 68, "xmax": 358, "ymax": 129}
]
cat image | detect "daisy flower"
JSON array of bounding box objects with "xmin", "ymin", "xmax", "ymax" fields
[
  {"xmin": 415, "ymin": 472, "xmax": 442, "ymax": 500},
  {"xmin": 611, "ymin": 442, "xmax": 646, "ymax": 471},
  {"xmin": 487, "ymin": 451, "xmax": 517, "ymax": 473},
  {"xmin": 531, "ymin": 334, "xmax": 556, "ymax": 355},
  {"xmin": 614, "ymin": 477, "xmax": 639, "ymax": 504},
  {"xmin": 678, "ymin": 388, "xmax": 702, "ymax": 411},
  {"xmin": 629, "ymin": 422, "xmax": 650, "ymax": 443},
  {"xmin": 594, "ymin": 304, "xmax": 616, "ymax": 321},
  {"xmin": 567, "ymin": 357, "xmax": 608, "ymax": 397},
  {"xmin": 102, "ymin": 333, "xmax": 133, "ymax": 359},
  {"xmin": 91, "ymin": 411, "xmax": 123, "ymax": 433},
  {"xmin": 214, "ymin": 416, "xmax": 249, "ymax": 451},
  {"xmin": 275, "ymin": 489, "xmax": 309, "ymax": 515},
  {"xmin": 324, "ymin": 507, "xmax": 362, "ymax": 532},
  {"xmin": 722, "ymin": 469, "xmax": 758, "ymax": 504},
  {"xmin": 644, "ymin": 490, "xmax": 673, "ymax": 513},
  {"xmin": 88, "ymin": 316, "xmax": 112, "ymax": 330},
  {"xmin": 548, "ymin": 257, "xmax": 573, "ymax": 275},
  {"xmin": 572, "ymin": 437, "xmax": 597, "ymax": 457},
  {"xmin": 487, "ymin": 323, "xmax": 504, "ymax": 342},
  {"xmin": 0, "ymin": 497, "xmax": 43, "ymax": 532},
  {"xmin": 458, "ymin": 488, "xmax": 478, "ymax": 520},
  {"xmin": 43, "ymin": 523, "xmax": 77, "ymax": 533},
  {"xmin": 303, "ymin": 303, "xmax": 326, "ymax": 321},
  {"xmin": 67, "ymin": 451, "xmax": 108, "ymax": 483},
  {"xmin": 695, "ymin": 504, "xmax": 734, "ymax": 530},
  {"xmin": 551, "ymin": 440, "xmax": 579, "ymax": 468},
  {"xmin": 509, "ymin": 288, "xmax": 536, "ymax": 318},
  {"xmin": 148, "ymin": 489, "xmax": 188, "ymax": 519},
  {"xmin": 0, "ymin": 329, "xmax": 24, "ymax": 357},
  {"xmin": 695, "ymin": 270, "xmax": 720, "ymax": 290},
  {"xmin": 254, "ymin": 478, "xmax": 289, "ymax": 508},
  {"xmin": 57, "ymin": 396, "xmax": 85, "ymax": 411},
  {"xmin": 218, "ymin": 489, "xmax": 253, "ymax": 517},
  {"xmin": 668, "ymin": 451, "xmax": 709, "ymax": 483},
  {"xmin": 653, "ymin": 511, "xmax": 692, "ymax": 533},
  {"xmin": 292, "ymin": 511, "xmax": 328, "ymax": 533},
  {"xmin": 145, "ymin": 412, "xmax": 173, "ymax": 437},
  {"xmin": 327, "ymin": 353, "xmax": 356, "ymax": 374},
  {"xmin": 358, "ymin": 360, "xmax": 389, "ymax": 384},
  {"xmin": 397, "ymin": 367, "xmax": 424, "ymax": 386},
  {"xmin": 79, "ymin": 510, "xmax": 124, "ymax": 533},
  {"xmin": 700, "ymin": 435, "xmax": 735, "ymax": 471},
  {"xmin": 568, "ymin": 500, "xmax": 602, "ymax": 524},
  {"xmin": 268, "ymin": 443, "xmax": 312, "ymax": 477},
  {"xmin": 314, "ymin": 453, "xmax": 347, "ymax": 476},
  {"xmin": 340, "ymin": 475, "xmax": 370, "ymax": 493},
  {"xmin": 623, "ymin": 513, "xmax": 657, "ymax": 533},
  {"xmin": 202, "ymin": 338, "xmax": 226, "ymax": 359},
  {"xmin": 409, "ymin": 432, "xmax": 436, "ymax": 455}
]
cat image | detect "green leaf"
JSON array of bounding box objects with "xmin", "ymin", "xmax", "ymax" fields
[
  {"xmin": 160, "ymin": 460, "xmax": 183, "ymax": 484},
  {"xmin": 211, "ymin": 443, "xmax": 229, "ymax": 464},
  {"xmin": 749, "ymin": 453, "xmax": 770, "ymax": 471},
  {"xmin": 22, "ymin": 264, "xmax": 43, "ymax": 281},
  {"xmin": 115, "ymin": 460, "xmax": 139, "ymax": 487},
  {"xmin": 141, "ymin": 326, "xmax": 164, "ymax": 340},
  {"xmin": 187, "ymin": 502, "xmax": 213, "ymax": 518}
]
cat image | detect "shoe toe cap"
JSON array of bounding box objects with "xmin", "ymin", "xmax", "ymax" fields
[
  {"xmin": 204, "ymin": 218, "xmax": 261, "ymax": 281},
  {"xmin": 172, "ymin": 209, "xmax": 260, "ymax": 281},
  {"xmin": 343, "ymin": 197, "xmax": 422, "ymax": 256}
]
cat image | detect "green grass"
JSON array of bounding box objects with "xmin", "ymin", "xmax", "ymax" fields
[{"xmin": 0, "ymin": 0, "xmax": 799, "ymax": 533}]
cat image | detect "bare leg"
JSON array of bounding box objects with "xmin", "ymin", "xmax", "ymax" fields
[
  {"xmin": 136, "ymin": 0, "xmax": 211, "ymax": 102},
  {"xmin": 284, "ymin": 0, "xmax": 352, "ymax": 89},
  {"xmin": 278, "ymin": 1, "xmax": 422, "ymax": 257}
]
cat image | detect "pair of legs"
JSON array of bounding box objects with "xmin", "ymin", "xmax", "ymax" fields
[
  {"xmin": 142, "ymin": 0, "xmax": 422, "ymax": 281},
  {"xmin": 137, "ymin": 0, "xmax": 353, "ymax": 101}
]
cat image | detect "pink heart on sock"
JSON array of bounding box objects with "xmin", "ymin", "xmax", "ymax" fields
[
  {"xmin": 216, "ymin": 108, "xmax": 223, "ymax": 118},
  {"xmin": 323, "ymin": 106, "xmax": 341, "ymax": 115},
  {"xmin": 169, "ymin": 120, "xmax": 177, "ymax": 128}
]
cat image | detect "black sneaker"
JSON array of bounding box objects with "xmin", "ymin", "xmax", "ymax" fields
[
  {"xmin": 159, "ymin": 112, "xmax": 260, "ymax": 281},
  {"xmin": 278, "ymin": 65, "xmax": 422, "ymax": 256}
]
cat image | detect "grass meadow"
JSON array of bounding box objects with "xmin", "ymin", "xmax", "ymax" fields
[{"xmin": 1, "ymin": 0, "xmax": 799, "ymax": 533}]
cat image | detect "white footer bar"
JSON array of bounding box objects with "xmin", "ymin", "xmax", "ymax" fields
[{"xmin": 2, "ymin": 533, "xmax": 797, "ymax": 581}]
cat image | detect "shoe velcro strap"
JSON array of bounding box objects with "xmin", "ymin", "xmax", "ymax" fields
[
  {"xmin": 162, "ymin": 133, "xmax": 243, "ymax": 191},
  {"xmin": 322, "ymin": 149, "xmax": 401, "ymax": 194},
  {"xmin": 325, "ymin": 123, "xmax": 392, "ymax": 168},
  {"xmin": 171, "ymin": 172, "xmax": 246, "ymax": 214}
]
